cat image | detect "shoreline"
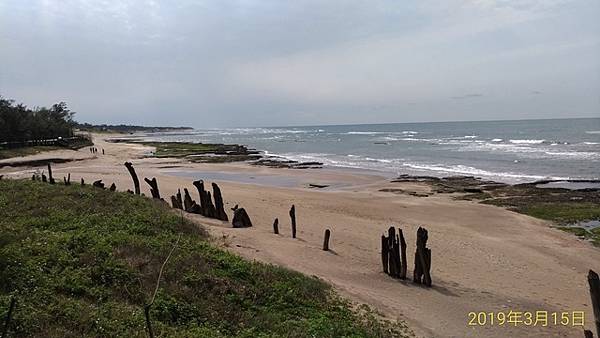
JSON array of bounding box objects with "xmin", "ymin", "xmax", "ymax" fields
[{"xmin": 1, "ymin": 133, "xmax": 600, "ymax": 337}]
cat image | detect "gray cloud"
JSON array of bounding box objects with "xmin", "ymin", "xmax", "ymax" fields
[{"xmin": 0, "ymin": 0, "xmax": 598, "ymax": 127}]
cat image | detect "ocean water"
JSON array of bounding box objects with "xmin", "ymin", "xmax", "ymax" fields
[{"xmin": 135, "ymin": 118, "xmax": 600, "ymax": 183}]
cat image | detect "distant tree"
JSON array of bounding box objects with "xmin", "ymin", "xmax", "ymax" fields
[{"xmin": 0, "ymin": 95, "xmax": 77, "ymax": 143}]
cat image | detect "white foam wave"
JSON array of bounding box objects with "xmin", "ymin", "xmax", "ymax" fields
[
  {"xmin": 347, "ymin": 131, "xmax": 384, "ymax": 135},
  {"xmin": 401, "ymin": 162, "xmax": 567, "ymax": 181},
  {"xmin": 586, "ymin": 131, "xmax": 600, "ymax": 134},
  {"xmin": 509, "ymin": 139, "xmax": 545, "ymax": 144},
  {"xmin": 584, "ymin": 142, "xmax": 599, "ymax": 145}
]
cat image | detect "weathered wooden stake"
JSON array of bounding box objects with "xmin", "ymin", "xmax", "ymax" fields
[
  {"xmin": 381, "ymin": 234, "xmax": 389, "ymax": 274},
  {"xmin": 584, "ymin": 330, "xmax": 594, "ymax": 338},
  {"xmin": 273, "ymin": 218, "xmax": 279, "ymax": 234},
  {"xmin": 63, "ymin": 173, "xmax": 71, "ymax": 185},
  {"xmin": 93, "ymin": 180, "xmax": 105, "ymax": 189},
  {"xmin": 323, "ymin": 229, "xmax": 331, "ymax": 251},
  {"xmin": 399, "ymin": 228, "xmax": 407, "ymax": 279},
  {"xmin": 589, "ymin": 270, "xmax": 600, "ymax": 337},
  {"xmin": 413, "ymin": 227, "xmax": 432, "ymax": 286},
  {"xmin": 41, "ymin": 173, "xmax": 47, "ymax": 182},
  {"xmin": 124, "ymin": 162, "xmax": 140, "ymax": 195},
  {"xmin": 47, "ymin": 163, "xmax": 55, "ymax": 184},
  {"xmin": 232, "ymin": 207, "xmax": 253, "ymax": 228},
  {"xmin": 1, "ymin": 297, "xmax": 16, "ymax": 338},
  {"xmin": 212, "ymin": 183, "xmax": 229, "ymax": 221},
  {"xmin": 109, "ymin": 183, "xmax": 116, "ymax": 191},
  {"xmin": 80, "ymin": 178, "xmax": 85, "ymax": 186},
  {"xmin": 144, "ymin": 177, "xmax": 161, "ymax": 199},
  {"xmin": 290, "ymin": 205, "xmax": 297, "ymax": 238},
  {"xmin": 387, "ymin": 227, "xmax": 397, "ymax": 277}
]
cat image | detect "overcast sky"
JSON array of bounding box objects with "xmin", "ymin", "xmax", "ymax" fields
[{"xmin": 1, "ymin": 0, "xmax": 599, "ymax": 127}]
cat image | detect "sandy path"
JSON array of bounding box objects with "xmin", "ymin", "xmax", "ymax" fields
[{"xmin": 1, "ymin": 133, "xmax": 598, "ymax": 338}]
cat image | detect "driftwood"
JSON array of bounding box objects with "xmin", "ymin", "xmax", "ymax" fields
[
  {"xmin": 212, "ymin": 183, "xmax": 228, "ymax": 221},
  {"xmin": 93, "ymin": 180, "xmax": 105, "ymax": 189},
  {"xmin": 144, "ymin": 177, "xmax": 161, "ymax": 199},
  {"xmin": 47, "ymin": 163, "xmax": 55, "ymax": 184},
  {"xmin": 109, "ymin": 183, "xmax": 116, "ymax": 191},
  {"xmin": 413, "ymin": 227, "xmax": 432, "ymax": 286},
  {"xmin": 323, "ymin": 229, "xmax": 331, "ymax": 251},
  {"xmin": 273, "ymin": 218, "xmax": 279, "ymax": 234},
  {"xmin": 290, "ymin": 205, "xmax": 297, "ymax": 238},
  {"xmin": 589, "ymin": 270, "xmax": 600, "ymax": 337},
  {"xmin": 232, "ymin": 207, "xmax": 253, "ymax": 228},
  {"xmin": 124, "ymin": 162, "xmax": 141, "ymax": 195}
]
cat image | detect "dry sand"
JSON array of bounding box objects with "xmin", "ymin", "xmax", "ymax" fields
[{"xmin": 1, "ymin": 133, "xmax": 598, "ymax": 338}]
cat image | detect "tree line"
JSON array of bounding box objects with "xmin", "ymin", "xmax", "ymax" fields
[{"xmin": 0, "ymin": 96, "xmax": 76, "ymax": 143}]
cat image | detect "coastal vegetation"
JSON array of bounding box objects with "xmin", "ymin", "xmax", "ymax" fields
[
  {"xmin": 0, "ymin": 97, "xmax": 76, "ymax": 143},
  {"xmin": 0, "ymin": 96, "xmax": 92, "ymax": 158},
  {"xmin": 76, "ymin": 123, "xmax": 191, "ymax": 134},
  {"xmin": 0, "ymin": 179, "xmax": 411, "ymax": 337}
]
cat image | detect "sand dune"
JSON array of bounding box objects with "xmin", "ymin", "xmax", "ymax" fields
[{"xmin": 1, "ymin": 133, "xmax": 598, "ymax": 337}]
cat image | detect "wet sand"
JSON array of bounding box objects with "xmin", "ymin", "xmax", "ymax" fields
[{"xmin": 1, "ymin": 133, "xmax": 599, "ymax": 337}]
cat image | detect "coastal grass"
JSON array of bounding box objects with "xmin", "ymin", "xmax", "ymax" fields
[
  {"xmin": 0, "ymin": 146, "xmax": 62, "ymax": 159},
  {"xmin": 0, "ymin": 179, "xmax": 410, "ymax": 337}
]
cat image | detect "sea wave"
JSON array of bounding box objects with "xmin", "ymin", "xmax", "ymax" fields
[
  {"xmin": 401, "ymin": 162, "xmax": 568, "ymax": 181},
  {"xmin": 586, "ymin": 131, "xmax": 600, "ymax": 134},
  {"xmin": 509, "ymin": 139, "xmax": 545, "ymax": 144},
  {"xmin": 347, "ymin": 131, "xmax": 385, "ymax": 135}
]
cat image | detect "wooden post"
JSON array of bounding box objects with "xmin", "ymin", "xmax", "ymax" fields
[
  {"xmin": 212, "ymin": 183, "xmax": 229, "ymax": 221},
  {"xmin": 47, "ymin": 163, "xmax": 55, "ymax": 184},
  {"xmin": 290, "ymin": 205, "xmax": 297, "ymax": 238},
  {"xmin": 177, "ymin": 189, "xmax": 183, "ymax": 209},
  {"xmin": 381, "ymin": 234, "xmax": 389, "ymax": 274},
  {"xmin": 93, "ymin": 180, "xmax": 105, "ymax": 189},
  {"xmin": 399, "ymin": 228, "xmax": 407, "ymax": 279},
  {"xmin": 1, "ymin": 297, "xmax": 16, "ymax": 338},
  {"xmin": 273, "ymin": 218, "xmax": 279, "ymax": 234},
  {"xmin": 81, "ymin": 178, "xmax": 85, "ymax": 186},
  {"xmin": 323, "ymin": 229, "xmax": 331, "ymax": 251},
  {"xmin": 413, "ymin": 227, "xmax": 432, "ymax": 286},
  {"xmin": 41, "ymin": 173, "xmax": 47, "ymax": 182},
  {"xmin": 109, "ymin": 183, "xmax": 116, "ymax": 191},
  {"xmin": 387, "ymin": 227, "xmax": 397, "ymax": 277},
  {"xmin": 232, "ymin": 207, "xmax": 253, "ymax": 228},
  {"xmin": 589, "ymin": 270, "xmax": 600, "ymax": 337},
  {"xmin": 585, "ymin": 330, "xmax": 594, "ymax": 338},
  {"xmin": 124, "ymin": 162, "xmax": 140, "ymax": 195},
  {"xmin": 144, "ymin": 177, "xmax": 161, "ymax": 199}
]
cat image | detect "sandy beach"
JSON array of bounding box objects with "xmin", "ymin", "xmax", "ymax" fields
[{"xmin": 1, "ymin": 133, "xmax": 598, "ymax": 338}]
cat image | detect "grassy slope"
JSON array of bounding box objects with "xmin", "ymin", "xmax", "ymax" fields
[
  {"xmin": 0, "ymin": 146, "xmax": 62, "ymax": 159},
  {"xmin": 0, "ymin": 180, "xmax": 410, "ymax": 337}
]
